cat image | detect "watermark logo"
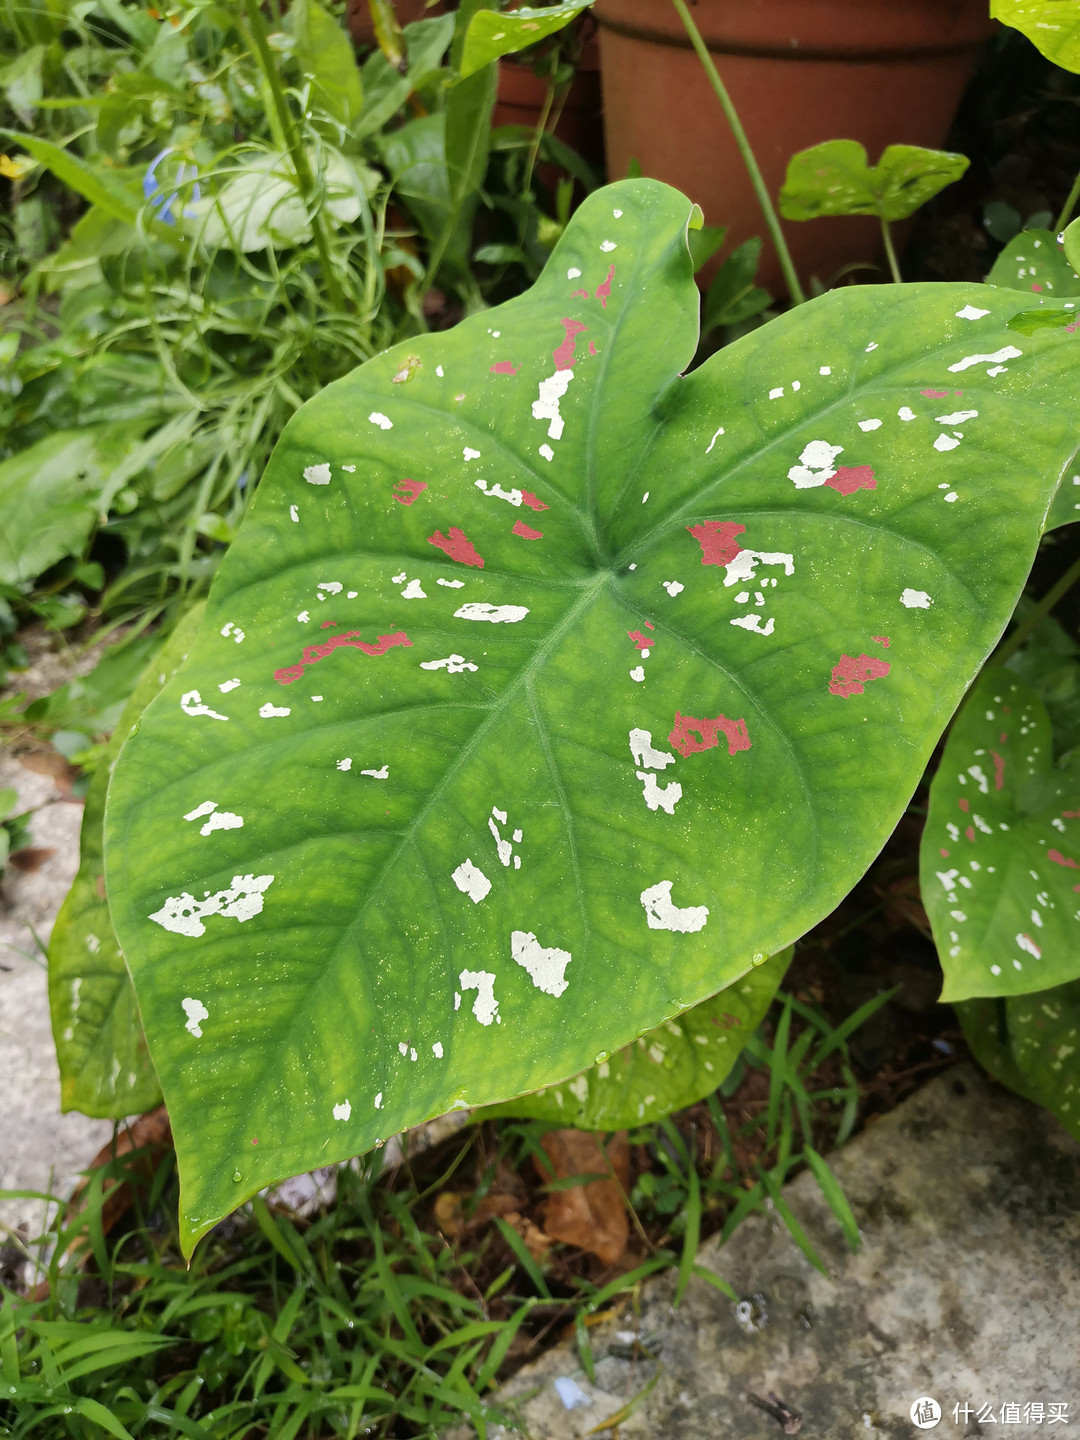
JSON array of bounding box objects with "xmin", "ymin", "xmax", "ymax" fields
[{"xmin": 910, "ymin": 1398, "xmax": 942, "ymax": 1429}]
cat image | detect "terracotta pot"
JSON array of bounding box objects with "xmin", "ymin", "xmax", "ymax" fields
[
  {"xmin": 346, "ymin": 0, "xmax": 445, "ymax": 49},
  {"xmin": 594, "ymin": 0, "xmax": 997, "ymax": 295}
]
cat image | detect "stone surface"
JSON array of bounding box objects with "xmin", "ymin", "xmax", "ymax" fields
[
  {"xmin": 0, "ymin": 749, "xmax": 117, "ymax": 1240},
  {"xmin": 457, "ymin": 1066, "xmax": 1080, "ymax": 1439}
]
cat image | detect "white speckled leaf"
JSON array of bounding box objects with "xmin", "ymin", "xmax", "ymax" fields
[
  {"xmin": 478, "ymin": 948, "xmax": 790, "ymax": 1129},
  {"xmin": 957, "ymin": 980, "xmax": 1080, "ymax": 1141},
  {"xmin": 103, "ymin": 179, "xmax": 1080, "ymax": 1255},
  {"xmin": 921, "ymin": 667, "xmax": 1080, "ymax": 1003},
  {"xmin": 987, "ymin": 228, "xmax": 1080, "ymax": 301},
  {"xmin": 991, "ymin": 0, "xmax": 1080, "ymax": 72}
]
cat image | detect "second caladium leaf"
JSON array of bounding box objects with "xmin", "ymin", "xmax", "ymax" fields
[
  {"xmin": 991, "ymin": 0, "xmax": 1080, "ymax": 72},
  {"xmin": 104, "ymin": 179, "xmax": 1080, "ymax": 1254},
  {"xmin": 921, "ymin": 668, "xmax": 1080, "ymax": 1004},
  {"xmin": 779, "ymin": 141, "xmax": 969, "ymax": 223}
]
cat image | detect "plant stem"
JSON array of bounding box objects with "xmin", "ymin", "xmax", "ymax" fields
[
  {"xmin": 880, "ymin": 213, "xmax": 902, "ymax": 284},
  {"xmin": 241, "ymin": 0, "xmax": 346, "ymax": 312},
  {"xmin": 669, "ymin": 0, "xmax": 806, "ymax": 306},
  {"xmin": 993, "ymin": 552, "xmax": 1080, "ymax": 666},
  {"xmin": 1054, "ymin": 165, "xmax": 1080, "ymax": 234}
]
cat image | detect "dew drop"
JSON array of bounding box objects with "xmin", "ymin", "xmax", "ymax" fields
[
  {"xmin": 232, "ymin": 1169, "xmax": 243, "ymax": 1183},
  {"xmin": 751, "ymin": 952, "xmax": 767, "ymax": 966}
]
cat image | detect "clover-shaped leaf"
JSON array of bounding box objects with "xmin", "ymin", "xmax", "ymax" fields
[
  {"xmin": 779, "ymin": 140, "xmax": 969, "ymax": 223},
  {"xmin": 104, "ymin": 178, "xmax": 1080, "ymax": 1253}
]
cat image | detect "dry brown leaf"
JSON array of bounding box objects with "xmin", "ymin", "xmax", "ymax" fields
[{"xmin": 534, "ymin": 1129, "xmax": 630, "ymax": 1266}]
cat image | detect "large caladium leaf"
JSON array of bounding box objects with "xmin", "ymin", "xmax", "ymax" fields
[
  {"xmin": 104, "ymin": 178, "xmax": 1080, "ymax": 1254},
  {"xmin": 50, "ymin": 607, "xmax": 204, "ymax": 1117},
  {"xmin": 921, "ymin": 667, "xmax": 1080, "ymax": 1003},
  {"xmin": 480, "ymin": 948, "xmax": 790, "ymax": 1129},
  {"xmin": 956, "ymin": 980, "xmax": 1080, "ymax": 1141},
  {"xmin": 990, "ymin": 0, "xmax": 1080, "ymax": 72}
]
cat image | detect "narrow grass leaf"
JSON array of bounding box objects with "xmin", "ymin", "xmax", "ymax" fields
[{"xmin": 803, "ymin": 1146, "xmax": 861, "ymax": 1252}]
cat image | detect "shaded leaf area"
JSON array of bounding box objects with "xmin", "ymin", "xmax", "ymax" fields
[
  {"xmin": 921, "ymin": 667, "xmax": 1080, "ymax": 1004},
  {"xmin": 957, "ymin": 981, "xmax": 1080, "ymax": 1141},
  {"xmin": 1004, "ymin": 611, "xmax": 1080, "ymax": 756},
  {"xmin": 479, "ymin": 949, "xmax": 790, "ymax": 1128},
  {"xmin": 987, "ymin": 227, "xmax": 1080, "ymax": 300},
  {"xmin": 104, "ymin": 176, "xmax": 1080, "ymax": 1254},
  {"xmin": 991, "ymin": 0, "xmax": 1080, "ymax": 72},
  {"xmin": 50, "ymin": 607, "xmax": 205, "ymax": 1117},
  {"xmin": 779, "ymin": 141, "xmax": 969, "ymax": 222}
]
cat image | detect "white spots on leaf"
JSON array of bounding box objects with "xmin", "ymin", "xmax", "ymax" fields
[
  {"xmin": 791, "ymin": 380, "xmax": 801, "ymax": 391},
  {"xmin": 934, "ymin": 435, "xmax": 961, "ymax": 452},
  {"xmin": 819, "ymin": 365, "xmax": 832, "ymax": 375},
  {"xmin": 437, "ymin": 577, "xmax": 465, "ymax": 588},
  {"xmin": 454, "ymin": 602, "xmax": 529, "ymax": 624},
  {"xmin": 152, "ymin": 874, "xmax": 274, "ymax": 938},
  {"xmin": 375, "ymin": 1091, "xmax": 383, "ymax": 1108},
  {"xmin": 898, "ymin": 406, "xmax": 917, "ymax": 421},
  {"xmin": 220, "ymin": 621, "xmax": 245, "ymax": 643},
  {"xmin": 421, "ymin": 654, "xmax": 478, "ymax": 673},
  {"xmin": 360, "ymin": 764, "xmax": 389, "ymax": 779},
  {"xmin": 642, "ymin": 492, "xmax": 649, "ymax": 504},
  {"xmin": 337, "ymin": 758, "xmax": 352, "ymax": 771},
  {"xmin": 459, "ymin": 969, "xmax": 499, "ymax": 1025},
  {"xmin": 629, "ymin": 729, "xmax": 674, "ymax": 770},
  {"xmin": 319, "ymin": 581, "xmax": 343, "ymax": 596},
  {"xmin": 512, "ymin": 930, "xmax": 572, "ymax": 997},
  {"xmin": 400, "ymin": 578, "xmax": 427, "ymax": 600},
  {"xmin": 290, "ymin": 505, "xmax": 299, "ymax": 522},
  {"xmin": 342, "ymin": 464, "xmax": 355, "ymax": 473},
  {"xmin": 433, "ymin": 1042, "xmax": 444, "ymax": 1058},
  {"xmin": 181, "ymin": 690, "xmax": 228, "ymax": 722},
  {"xmin": 948, "ymin": 345, "xmax": 1022, "ymax": 373},
  {"xmin": 706, "ymin": 426, "xmax": 725, "ymax": 454},
  {"xmin": 901, "ymin": 588, "xmax": 932, "ymax": 609},
  {"xmin": 640, "ymin": 880, "xmax": 709, "ymax": 933},
  {"xmin": 858, "ymin": 418, "xmax": 882, "ymax": 432},
  {"xmin": 865, "ymin": 341, "xmax": 878, "ymax": 352},
  {"xmin": 398, "ymin": 1042, "xmax": 408, "ymax": 1056},
  {"xmin": 788, "ymin": 439, "xmax": 842, "ymax": 488},
  {"xmin": 488, "ymin": 808, "xmax": 521, "ymax": 868},
  {"xmin": 368, "ymin": 412, "xmax": 393, "ymax": 430},
  {"xmin": 463, "ymin": 447, "xmax": 481, "ymax": 462},
  {"xmin": 475, "ymin": 479, "xmax": 523, "ymax": 506},
  {"xmin": 731, "ymin": 615, "xmax": 775, "ymax": 636},
  {"xmin": 304, "ymin": 463, "xmax": 331, "ymax": 485},
  {"xmin": 333, "ymin": 1100, "xmax": 351, "ymax": 1122},
  {"xmin": 956, "ymin": 304, "xmax": 990, "ymax": 320},
  {"xmin": 298, "ymin": 610, "xmax": 310, "ymax": 623},
  {"xmin": 967, "ymin": 765, "xmax": 989, "ymax": 794},
  {"xmin": 662, "ymin": 581, "xmax": 685, "ymax": 597},
  {"xmin": 259, "ymin": 703, "xmax": 290, "ymax": 718},
  {"xmin": 567, "ymin": 267, "xmax": 581, "ymax": 279},
  {"xmin": 944, "ymin": 491, "xmax": 959, "ymax": 503},
  {"xmin": 612, "ymin": 208, "xmax": 623, "ymax": 218},
  {"xmin": 219, "ymin": 678, "xmax": 241, "ymax": 693},
  {"xmin": 937, "ymin": 869, "xmax": 960, "ymax": 893},
  {"xmin": 182, "ymin": 997, "xmax": 208, "ymax": 1037},
  {"xmin": 183, "ymin": 800, "xmax": 243, "ymax": 837},
  {"xmin": 1031, "ymin": 909, "xmax": 1043, "ymax": 928},
  {"xmin": 1016, "ymin": 933, "xmax": 1041, "ymax": 960},
  {"xmin": 935, "ymin": 409, "xmax": 978, "ymax": 425},
  {"xmin": 637, "ymin": 772, "xmax": 683, "ymax": 813},
  {"xmin": 600, "ymin": 240, "xmax": 617, "ymax": 252},
  {"xmin": 311, "ymin": 695, "xmax": 323, "ymax": 702},
  {"xmin": 533, "ymin": 370, "xmax": 572, "ymax": 441},
  {"xmin": 725, "ymin": 549, "xmax": 794, "ymax": 588},
  {"xmin": 453, "ymin": 859, "xmax": 491, "ymax": 903},
  {"xmin": 86, "ymin": 935, "xmax": 99, "ymax": 955},
  {"xmin": 630, "ymin": 665, "xmax": 645, "ymax": 682},
  {"xmin": 768, "ymin": 387, "xmax": 784, "ymax": 400},
  {"xmin": 539, "ymin": 444, "xmax": 554, "ymax": 462}
]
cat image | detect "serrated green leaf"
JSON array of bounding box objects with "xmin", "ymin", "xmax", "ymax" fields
[
  {"xmin": 779, "ymin": 140, "xmax": 969, "ymax": 223},
  {"xmin": 479, "ymin": 948, "xmax": 789, "ymax": 1128},
  {"xmin": 991, "ymin": 0, "xmax": 1080, "ymax": 72},
  {"xmin": 50, "ymin": 608, "xmax": 204, "ymax": 1118},
  {"xmin": 987, "ymin": 228, "xmax": 1080, "ymax": 299},
  {"xmin": 104, "ymin": 178, "xmax": 1080, "ymax": 1255},
  {"xmin": 956, "ymin": 981, "xmax": 1080, "ymax": 1141},
  {"xmin": 921, "ymin": 667, "xmax": 1080, "ymax": 1003},
  {"xmin": 459, "ymin": 2, "xmax": 589, "ymax": 80}
]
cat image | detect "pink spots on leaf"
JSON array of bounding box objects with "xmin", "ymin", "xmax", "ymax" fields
[
  {"xmin": 275, "ymin": 630, "xmax": 412, "ymax": 685},
  {"xmin": 320, "ymin": 620, "xmax": 337, "ymax": 629},
  {"xmin": 1063, "ymin": 810, "xmax": 1080, "ymax": 819},
  {"xmin": 490, "ymin": 361, "xmax": 519, "ymax": 376},
  {"xmin": 1048, "ymin": 848, "xmax": 1079, "ymax": 869},
  {"xmin": 965, "ymin": 825, "xmax": 975, "ymax": 842},
  {"xmin": 1031, "ymin": 282, "xmax": 1043, "ymax": 292},
  {"xmin": 991, "ymin": 751, "xmax": 1005, "ymax": 791},
  {"xmin": 828, "ymin": 653, "xmax": 890, "ymax": 698},
  {"xmin": 825, "ymin": 465, "xmax": 876, "ymax": 495},
  {"xmin": 687, "ymin": 520, "xmax": 745, "ymax": 567},
  {"xmin": 595, "ymin": 264, "xmax": 615, "ymax": 308},
  {"xmin": 428, "ymin": 528, "xmax": 484, "ymax": 567},
  {"xmin": 921, "ymin": 389, "xmax": 951, "ymax": 398},
  {"xmin": 513, "ymin": 520, "xmax": 543, "ymax": 539},
  {"xmin": 959, "ymin": 798, "xmax": 970, "ymax": 812},
  {"xmin": 939, "ymin": 848, "xmax": 950, "ymax": 858},
  {"xmin": 394, "ymin": 479, "xmax": 427, "ymax": 506},
  {"xmin": 553, "ymin": 318, "xmax": 588, "ymax": 370},
  {"xmin": 668, "ymin": 711, "xmax": 751, "ymax": 758},
  {"xmin": 520, "ymin": 491, "xmax": 550, "ymax": 512},
  {"xmin": 628, "ymin": 630, "xmax": 653, "ymax": 651},
  {"xmin": 872, "ymin": 635, "xmax": 890, "ymax": 648},
  {"xmin": 588, "ymin": 341, "xmax": 598, "ymax": 357},
  {"xmin": 570, "ymin": 289, "xmax": 590, "ymax": 300}
]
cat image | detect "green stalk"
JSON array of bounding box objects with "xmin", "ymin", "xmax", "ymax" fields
[
  {"xmin": 1054, "ymin": 165, "xmax": 1080, "ymax": 235},
  {"xmin": 669, "ymin": 0, "xmax": 805, "ymax": 306},
  {"xmin": 240, "ymin": 0, "xmax": 346, "ymax": 312},
  {"xmin": 879, "ymin": 213, "xmax": 902, "ymax": 284},
  {"xmin": 993, "ymin": 552, "xmax": 1080, "ymax": 667}
]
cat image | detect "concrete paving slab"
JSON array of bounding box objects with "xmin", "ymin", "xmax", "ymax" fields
[{"xmin": 456, "ymin": 1065, "xmax": 1080, "ymax": 1440}]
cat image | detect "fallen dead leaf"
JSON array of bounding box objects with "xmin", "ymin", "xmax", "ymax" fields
[
  {"xmin": 534, "ymin": 1129, "xmax": 630, "ymax": 1266},
  {"xmin": 6, "ymin": 846, "xmax": 56, "ymax": 873}
]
